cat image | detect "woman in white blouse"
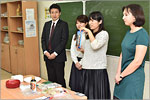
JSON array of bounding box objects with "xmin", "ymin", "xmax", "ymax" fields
[
  {"xmin": 69, "ymin": 15, "xmax": 88, "ymax": 92},
  {"xmin": 80, "ymin": 11, "xmax": 111, "ymax": 99}
]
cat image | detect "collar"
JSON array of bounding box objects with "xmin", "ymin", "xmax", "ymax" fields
[{"xmin": 52, "ymin": 19, "xmax": 59, "ymax": 25}]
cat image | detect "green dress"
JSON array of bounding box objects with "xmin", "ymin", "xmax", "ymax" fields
[{"xmin": 114, "ymin": 28, "xmax": 149, "ymax": 99}]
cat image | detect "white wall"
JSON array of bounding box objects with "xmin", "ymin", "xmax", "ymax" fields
[
  {"xmin": 106, "ymin": 55, "xmax": 149, "ymax": 99},
  {"xmin": 38, "ymin": 1, "xmax": 54, "ymax": 80}
]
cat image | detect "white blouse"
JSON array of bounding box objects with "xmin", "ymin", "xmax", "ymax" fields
[
  {"xmin": 70, "ymin": 33, "xmax": 86, "ymax": 64},
  {"xmin": 80, "ymin": 30, "xmax": 109, "ymax": 69}
]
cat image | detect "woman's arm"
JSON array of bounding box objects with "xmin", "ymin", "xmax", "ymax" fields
[
  {"xmin": 76, "ymin": 45, "xmax": 84, "ymax": 53},
  {"xmin": 115, "ymin": 53, "xmax": 122, "ymax": 84},
  {"xmin": 120, "ymin": 45, "xmax": 147, "ymax": 78},
  {"xmin": 87, "ymin": 30, "xmax": 95, "ymax": 42},
  {"xmin": 117, "ymin": 53, "xmax": 122, "ymax": 74},
  {"xmin": 80, "ymin": 27, "xmax": 95, "ymax": 42},
  {"xmin": 70, "ymin": 35, "xmax": 82, "ymax": 70},
  {"xmin": 80, "ymin": 27, "xmax": 108, "ymax": 50},
  {"xmin": 70, "ymin": 35, "xmax": 78, "ymax": 64}
]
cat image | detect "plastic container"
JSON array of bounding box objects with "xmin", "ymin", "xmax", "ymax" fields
[{"xmin": 6, "ymin": 79, "xmax": 20, "ymax": 88}]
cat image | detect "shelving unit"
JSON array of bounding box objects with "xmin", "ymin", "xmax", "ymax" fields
[
  {"xmin": 1, "ymin": 2, "xmax": 11, "ymax": 72},
  {"xmin": 1, "ymin": 1, "xmax": 40, "ymax": 76},
  {"xmin": 1, "ymin": 3, "xmax": 9, "ymax": 43}
]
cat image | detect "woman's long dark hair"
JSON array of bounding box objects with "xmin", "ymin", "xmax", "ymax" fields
[
  {"xmin": 86, "ymin": 11, "xmax": 105, "ymax": 39},
  {"xmin": 74, "ymin": 15, "xmax": 89, "ymax": 40}
]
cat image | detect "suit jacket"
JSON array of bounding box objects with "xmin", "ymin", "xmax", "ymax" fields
[{"xmin": 41, "ymin": 19, "xmax": 69, "ymax": 62}]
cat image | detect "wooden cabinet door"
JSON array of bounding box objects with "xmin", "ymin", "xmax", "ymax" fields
[
  {"xmin": 10, "ymin": 46, "xmax": 18, "ymax": 74},
  {"xmin": 17, "ymin": 47, "xmax": 25, "ymax": 75},
  {"xmin": 1, "ymin": 44, "xmax": 5, "ymax": 70},
  {"xmin": 1, "ymin": 44, "xmax": 11, "ymax": 72}
]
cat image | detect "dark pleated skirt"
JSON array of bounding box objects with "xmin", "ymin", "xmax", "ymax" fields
[
  {"xmin": 69, "ymin": 57, "xmax": 83, "ymax": 92},
  {"xmin": 80, "ymin": 69, "xmax": 111, "ymax": 99}
]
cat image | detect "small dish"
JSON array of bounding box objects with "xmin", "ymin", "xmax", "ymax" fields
[
  {"xmin": 2, "ymin": 26, "xmax": 8, "ymax": 30},
  {"xmin": 18, "ymin": 40, "xmax": 24, "ymax": 45},
  {"xmin": 17, "ymin": 27, "xmax": 23, "ymax": 32}
]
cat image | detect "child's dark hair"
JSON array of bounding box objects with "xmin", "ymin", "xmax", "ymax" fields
[
  {"xmin": 86, "ymin": 11, "xmax": 105, "ymax": 39},
  {"xmin": 49, "ymin": 4, "xmax": 61, "ymax": 13},
  {"xmin": 74, "ymin": 15, "xmax": 89, "ymax": 40}
]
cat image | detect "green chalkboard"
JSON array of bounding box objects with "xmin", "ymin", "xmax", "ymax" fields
[
  {"xmin": 57, "ymin": 2, "xmax": 83, "ymax": 49},
  {"xmin": 86, "ymin": 1, "xmax": 149, "ymax": 60}
]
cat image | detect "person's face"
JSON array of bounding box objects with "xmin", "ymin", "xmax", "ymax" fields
[
  {"xmin": 50, "ymin": 8, "xmax": 61, "ymax": 21},
  {"xmin": 122, "ymin": 8, "xmax": 136, "ymax": 26},
  {"xmin": 76, "ymin": 20, "xmax": 87, "ymax": 30},
  {"xmin": 89, "ymin": 18, "xmax": 102, "ymax": 32}
]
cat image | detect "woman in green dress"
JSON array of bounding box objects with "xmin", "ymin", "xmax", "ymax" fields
[{"xmin": 113, "ymin": 4, "xmax": 149, "ymax": 99}]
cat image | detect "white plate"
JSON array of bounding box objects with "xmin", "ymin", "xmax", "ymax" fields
[
  {"xmin": 11, "ymin": 75, "xmax": 23, "ymax": 82},
  {"xmin": 24, "ymin": 77, "xmax": 41, "ymax": 83}
]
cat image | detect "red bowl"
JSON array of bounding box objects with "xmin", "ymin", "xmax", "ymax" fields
[{"xmin": 6, "ymin": 79, "xmax": 20, "ymax": 88}]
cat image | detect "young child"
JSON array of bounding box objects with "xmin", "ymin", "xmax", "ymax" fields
[{"xmin": 69, "ymin": 15, "xmax": 88, "ymax": 92}]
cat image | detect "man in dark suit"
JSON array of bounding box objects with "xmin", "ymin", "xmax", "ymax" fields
[{"xmin": 41, "ymin": 4, "xmax": 69, "ymax": 88}]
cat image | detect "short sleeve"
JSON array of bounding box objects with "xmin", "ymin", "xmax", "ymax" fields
[{"xmin": 136, "ymin": 30, "xmax": 149, "ymax": 46}]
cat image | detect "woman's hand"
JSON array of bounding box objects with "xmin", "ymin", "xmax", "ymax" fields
[
  {"xmin": 80, "ymin": 27, "xmax": 90, "ymax": 33},
  {"xmin": 80, "ymin": 27, "xmax": 95, "ymax": 42},
  {"xmin": 75, "ymin": 62, "xmax": 82, "ymax": 70},
  {"xmin": 115, "ymin": 73, "xmax": 122, "ymax": 84},
  {"xmin": 76, "ymin": 45, "xmax": 84, "ymax": 53}
]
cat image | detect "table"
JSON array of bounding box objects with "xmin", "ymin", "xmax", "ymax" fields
[{"xmin": 1, "ymin": 75, "xmax": 87, "ymax": 99}]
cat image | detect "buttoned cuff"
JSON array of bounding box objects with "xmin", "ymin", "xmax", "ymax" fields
[
  {"xmin": 44, "ymin": 50, "xmax": 48, "ymax": 55},
  {"xmin": 53, "ymin": 52, "xmax": 58, "ymax": 56}
]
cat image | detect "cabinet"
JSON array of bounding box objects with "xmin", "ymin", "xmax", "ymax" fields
[
  {"xmin": 1, "ymin": 1, "xmax": 40, "ymax": 76},
  {"xmin": 10, "ymin": 46, "xmax": 25, "ymax": 75},
  {"xmin": 1, "ymin": 44, "xmax": 11, "ymax": 72}
]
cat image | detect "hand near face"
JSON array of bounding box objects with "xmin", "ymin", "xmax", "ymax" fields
[{"xmin": 80, "ymin": 27, "xmax": 90, "ymax": 33}]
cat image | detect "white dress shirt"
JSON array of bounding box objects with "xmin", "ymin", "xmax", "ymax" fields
[{"xmin": 70, "ymin": 33, "xmax": 86, "ymax": 64}]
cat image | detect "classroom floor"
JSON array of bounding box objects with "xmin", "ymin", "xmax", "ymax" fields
[{"xmin": 1, "ymin": 69, "xmax": 13, "ymax": 80}]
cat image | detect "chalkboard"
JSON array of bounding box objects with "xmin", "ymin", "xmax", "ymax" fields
[
  {"xmin": 86, "ymin": 1, "xmax": 149, "ymax": 60},
  {"xmin": 57, "ymin": 2, "xmax": 83, "ymax": 49}
]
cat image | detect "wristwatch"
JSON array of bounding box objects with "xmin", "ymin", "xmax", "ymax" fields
[{"xmin": 120, "ymin": 74, "xmax": 123, "ymax": 79}]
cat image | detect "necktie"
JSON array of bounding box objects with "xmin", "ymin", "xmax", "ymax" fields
[{"xmin": 49, "ymin": 22, "xmax": 55, "ymax": 50}]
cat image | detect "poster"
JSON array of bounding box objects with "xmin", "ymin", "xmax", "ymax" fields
[
  {"xmin": 26, "ymin": 9, "xmax": 34, "ymax": 20},
  {"xmin": 25, "ymin": 20, "xmax": 36, "ymax": 37},
  {"xmin": 45, "ymin": 8, "xmax": 50, "ymax": 19}
]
